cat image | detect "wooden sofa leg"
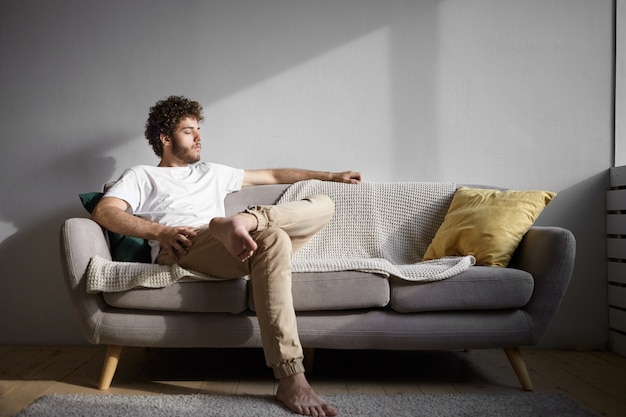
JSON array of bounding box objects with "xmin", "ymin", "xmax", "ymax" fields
[
  {"xmin": 503, "ymin": 347, "xmax": 534, "ymax": 391},
  {"xmin": 99, "ymin": 345, "xmax": 123, "ymax": 390}
]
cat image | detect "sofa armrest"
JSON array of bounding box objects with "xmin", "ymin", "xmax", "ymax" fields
[
  {"xmin": 508, "ymin": 226, "xmax": 576, "ymax": 344},
  {"xmin": 59, "ymin": 218, "xmax": 113, "ymax": 343}
]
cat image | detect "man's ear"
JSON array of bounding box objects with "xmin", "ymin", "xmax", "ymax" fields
[{"xmin": 160, "ymin": 134, "xmax": 170, "ymax": 146}]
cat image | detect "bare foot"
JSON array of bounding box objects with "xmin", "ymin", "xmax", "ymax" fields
[
  {"xmin": 276, "ymin": 373, "xmax": 338, "ymax": 417},
  {"xmin": 209, "ymin": 213, "xmax": 258, "ymax": 261}
]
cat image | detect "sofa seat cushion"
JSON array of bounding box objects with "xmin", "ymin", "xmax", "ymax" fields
[
  {"xmin": 389, "ymin": 266, "xmax": 533, "ymax": 313},
  {"xmin": 250, "ymin": 271, "xmax": 390, "ymax": 312},
  {"xmin": 103, "ymin": 278, "xmax": 249, "ymax": 314},
  {"xmin": 103, "ymin": 270, "xmax": 391, "ymax": 314}
]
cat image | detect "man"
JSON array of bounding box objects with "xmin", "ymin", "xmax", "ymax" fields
[{"xmin": 91, "ymin": 95, "xmax": 362, "ymax": 417}]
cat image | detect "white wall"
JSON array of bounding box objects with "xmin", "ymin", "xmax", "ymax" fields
[{"xmin": 0, "ymin": 0, "xmax": 613, "ymax": 349}]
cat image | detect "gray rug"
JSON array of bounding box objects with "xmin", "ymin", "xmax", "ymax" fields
[{"xmin": 15, "ymin": 393, "xmax": 596, "ymax": 417}]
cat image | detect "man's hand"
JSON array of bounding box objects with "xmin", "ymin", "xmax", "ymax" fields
[
  {"xmin": 92, "ymin": 196, "xmax": 199, "ymax": 261},
  {"xmin": 331, "ymin": 170, "xmax": 362, "ymax": 184},
  {"xmin": 157, "ymin": 226, "xmax": 197, "ymax": 260}
]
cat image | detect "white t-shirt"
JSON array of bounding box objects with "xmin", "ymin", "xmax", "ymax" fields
[{"xmin": 104, "ymin": 162, "xmax": 244, "ymax": 261}]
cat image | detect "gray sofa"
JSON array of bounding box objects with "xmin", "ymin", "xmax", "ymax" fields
[{"xmin": 60, "ymin": 183, "xmax": 576, "ymax": 391}]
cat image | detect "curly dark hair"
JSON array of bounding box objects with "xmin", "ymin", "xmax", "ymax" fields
[{"xmin": 144, "ymin": 95, "xmax": 204, "ymax": 157}]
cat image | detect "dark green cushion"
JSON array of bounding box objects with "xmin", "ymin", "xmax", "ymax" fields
[{"xmin": 79, "ymin": 192, "xmax": 152, "ymax": 263}]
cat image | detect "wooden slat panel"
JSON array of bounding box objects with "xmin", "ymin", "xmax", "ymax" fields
[
  {"xmin": 608, "ymin": 168, "xmax": 626, "ymax": 358},
  {"xmin": 609, "ymin": 308, "xmax": 626, "ymax": 333},
  {"xmin": 607, "ymin": 238, "xmax": 626, "ymax": 259},
  {"xmin": 609, "ymin": 330, "xmax": 626, "ymax": 357},
  {"xmin": 608, "ymin": 285, "xmax": 626, "ymax": 309},
  {"xmin": 607, "ymin": 189, "xmax": 626, "ymax": 210},
  {"xmin": 607, "ymin": 262, "xmax": 626, "ymax": 285},
  {"xmin": 610, "ymin": 166, "xmax": 626, "ymax": 188},
  {"xmin": 607, "ymin": 214, "xmax": 626, "ymax": 234}
]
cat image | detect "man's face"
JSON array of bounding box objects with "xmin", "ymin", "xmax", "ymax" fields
[{"xmin": 170, "ymin": 117, "xmax": 202, "ymax": 164}]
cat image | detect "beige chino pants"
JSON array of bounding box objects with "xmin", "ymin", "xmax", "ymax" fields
[{"xmin": 156, "ymin": 194, "xmax": 334, "ymax": 379}]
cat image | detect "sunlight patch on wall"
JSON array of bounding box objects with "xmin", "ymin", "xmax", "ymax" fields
[
  {"xmin": 202, "ymin": 28, "xmax": 392, "ymax": 172},
  {"xmin": 0, "ymin": 221, "xmax": 18, "ymax": 244}
]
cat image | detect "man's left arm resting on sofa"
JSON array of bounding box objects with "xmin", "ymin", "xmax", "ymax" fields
[{"xmin": 242, "ymin": 169, "xmax": 362, "ymax": 187}]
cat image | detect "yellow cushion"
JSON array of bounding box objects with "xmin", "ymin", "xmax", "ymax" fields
[{"xmin": 422, "ymin": 187, "xmax": 556, "ymax": 267}]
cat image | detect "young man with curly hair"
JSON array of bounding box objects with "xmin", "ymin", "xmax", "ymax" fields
[{"xmin": 92, "ymin": 95, "xmax": 362, "ymax": 417}]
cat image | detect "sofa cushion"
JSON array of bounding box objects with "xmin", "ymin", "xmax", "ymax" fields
[
  {"xmin": 79, "ymin": 192, "xmax": 152, "ymax": 263},
  {"xmin": 249, "ymin": 271, "xmax": 390, "ymax": 312},
  {"xmin": 389, "ymin": 266, "xmax": 534, "ymax": 313},
  {"xmin": 103, "ymin": 278, "xmax": 249, "ymax": 314},
  {"xmin": 422, "ymin": 187, "xmax": 555, "ymax": 267},
  {"xmin": 103, "ymin": 271, "xmax": 390, "ymax": 313}
]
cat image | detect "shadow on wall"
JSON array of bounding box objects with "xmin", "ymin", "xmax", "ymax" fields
[
  {"xmin": 0, "ymin": 136, "xmax": 124, "ymax": 344},
  {"xmin": 533, "ymin": 170, "xmax": 609, "ymax": 350}
]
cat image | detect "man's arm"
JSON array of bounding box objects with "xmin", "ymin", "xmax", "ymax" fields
[
  {"xmin": 91, "ymin": 196, "xmax": 197, "ymax": 259},
  {"xmin": 242, "ymin": 169, "xmax": 362, "ymax": 187}
]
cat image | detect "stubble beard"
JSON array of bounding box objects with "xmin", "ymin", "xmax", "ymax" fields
[{"xmin": 171, "ymin": 138, "xmax": 201, "ymax": 164}]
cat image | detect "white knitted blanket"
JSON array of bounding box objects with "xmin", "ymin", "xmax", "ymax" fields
[
  {"xmin": 86, "ymin": 255, "xmax": 223, "ymax": 293},
  {"xmin": 86, "ymin": 181, "xmax": 474, "ymax": 293},
  {"xmin": 277, "ymin": 180, "xmax": 475, "ymax": 281}
]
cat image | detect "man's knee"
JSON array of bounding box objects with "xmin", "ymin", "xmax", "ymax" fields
[
  {"xmin": 306, "ymin": 194, "xmax": 335, "ymax": 221},
  {"xmin": 255, "ymin": 227, "xmax": 292, "ymax": 254}
]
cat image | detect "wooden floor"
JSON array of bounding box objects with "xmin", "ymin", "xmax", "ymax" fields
[{"xmin": 1, "ymin": 346, "xmax": 625, "ymax": 417}]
